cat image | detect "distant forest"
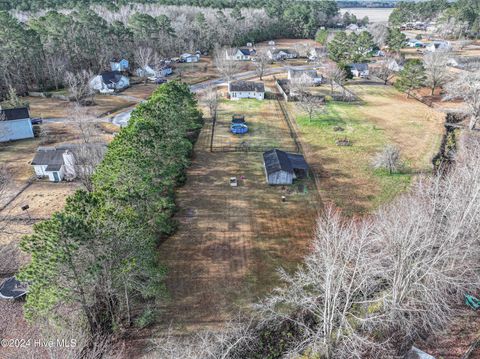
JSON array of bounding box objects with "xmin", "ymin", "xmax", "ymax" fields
[
  {"xmin": 3, "ymin": 0, "xmax": 332, "ymax": 12},
  {"xmin": 0, "ymin": 0, "xmax": 397, "ymax": 11}
]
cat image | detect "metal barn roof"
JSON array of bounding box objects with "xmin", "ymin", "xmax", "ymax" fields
[{"xmin": 263, "ymin": 149, "xmax": 308, "ymax": 176}]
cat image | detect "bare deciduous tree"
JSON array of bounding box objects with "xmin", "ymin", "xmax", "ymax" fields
[
  {"xmin": 368, "ymin": 23, "xmax": 389, "ymax": 48},
  {"xmin": 253, "ymin": 48, "xmax": 269, "ymax": 80},
  {"xmin": 324, "ymin": 63, "xmax": 346, "ymax": 95},
  {"xmin": 148, "ymin": 318, "xmax": 256, "ymax": 359},
  {"xmin": 68, "ymin": 106, "xmax": 106, "ymax": 191},
  {"xmin": 423, "ymin": 50, "xmax": 451, "ymax": 96},
  {"xmin": 373, "ymin": 144, "xmax": 402, "ymax": 174},
  {"xmin": 134, "ymin": 46, "xmax": 155, "ymax": 84},
  {"xmin": 204, "ymin": 86, "xmax": 219, "ymax": 121},
  {"xmin": 444, "ymin": 71, "xmax": 480, "ymax": 130},
  {"xmin": 296, "ymin": 88, "xmax": 325, "ymax": 123},
  {"xmin": 257, "ymin": 207, "xmax": 387, "ymax": 359},
  {"xmin": 372, "ymin": 58, "xmax": 396, "ymax": 85},
  {"xmin": 214, "ymin": 47, "xmax": 240, "ymax": 81},
  {"xmin": 64, "ymin": 70, "xmax": 95, "ymax": 105},
  {"xmin": 46, "ymin": 55, "xmax": 68, "ymax": 91}
]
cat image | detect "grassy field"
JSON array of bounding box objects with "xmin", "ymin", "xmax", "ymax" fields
[
  {"xmin": 213, "ymin": 98, "xmax": 297, "ymax": 151},
  {"xmin": 288, "ymin": 82, "xmax": 444, "ymax": 215}
]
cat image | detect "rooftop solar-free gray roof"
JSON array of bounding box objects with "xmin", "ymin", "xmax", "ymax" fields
[
  {"xmin": 263, "ymin": 149, "xmax": 293, "ymax": 174},
  {"xmin": 31, "ymin": 147, "xmax": 65, "ymax": 167},
  {"xmin": 263, "ymin": 149, "xmax": 308, "ymax": 176},
  {"xmin": 229, "ymin": 81, "xmax": 265, "ymax": 93},
  {"xmin": 101, "ymin": 71, "xmax": 124, "ymax": 84},
  {"xmin": 350, "ymin": 63, "xmax": 369, "ymax": 71}
]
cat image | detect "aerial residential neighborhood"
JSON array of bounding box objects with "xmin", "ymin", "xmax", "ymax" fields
[{"xmin": 1, "ymin": 0, "xmax": 480, "ymax": 358}]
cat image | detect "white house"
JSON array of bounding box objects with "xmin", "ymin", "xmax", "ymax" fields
[
  {"xmin": 226, "ymin": 48, "xmax": 255, "ymax": 61},
  {"xmin": 180, "ymin": 53, "xmax": 199, "ymax": 63},
  {"xmin": 426, "ymin": 41, "xmax": 451, "ymax": 52},
  {"xmin": 31, "ymin": 146, "xmax": 76, "ymax": 182},
  {"xmin": 31, "ymin": 144, "xmax": 106, "ymax": 182},
  {"xmin": 228, "ymin": 81, "xmax": 265, "ymax": 100},
  {"xmin": 268, "ymin": 49, "xmax": 298, "ymax": 61},
  {"xmin": 0, "ymin": 107, "xmax": 34, "ymax": 143},
  {"xmin": 110, "ymin": 58, "xmax": 129, "ymax": 72},
  {"xmin": 288, "ymin": 69, "xmax": 323, "ymax": 85},
  {"xmin": 350, "ymin": 63, "xmax": 369, "ymax": 78},
  {"xmin": 136, "ymin": 65, "xmax": 173, "ymax": 79},
  {"xmin": 90, "ymin": 71, "xmax": 129, "ymax": 94}
]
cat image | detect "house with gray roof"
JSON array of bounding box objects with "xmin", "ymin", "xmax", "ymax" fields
[
  {"xmin": 350, "ymin": 63, "xmax": 369, "ymax": 78},
  {"xmin": 267, "ymin": 48, "xmax": 298, "ymax": 61},
  {"xmin": 31, "ymin": 143, "xmax": 106, "ymax": 182},
  {"xmin": 228, "ymin": 81, "xmax": 265, "ymax": 100},
  {"xmin": 0, "ymin": 107, "xmax": 34, "ymax": 143},
  {"xmin": 226, "ymin": 48, "xmax": 255, "ymax": 61},
  {"xmin": 263, "ymin": 149, "xmax": 308, "ymax": 185}
]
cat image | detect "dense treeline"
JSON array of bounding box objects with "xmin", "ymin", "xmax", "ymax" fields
[
  {"xmin": 3, "ymin": 0, "xmax": 333, "ymax": 12},
  {"xmin": 0, "ymin": 0, "xmax": 338, "ymax": 99},
  {"xmin": 19, "ymin": 82, "xmax": 202, "ymax": 338}
]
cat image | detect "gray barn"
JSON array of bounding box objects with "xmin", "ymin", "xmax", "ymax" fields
[{"xmin": 263, "ymin": 149, "xmax": 308, "ymax": 185}]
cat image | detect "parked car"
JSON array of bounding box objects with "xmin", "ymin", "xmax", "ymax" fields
[
  {"xmin": 154, "ymin": 78, "xmax": 167, "ymax": 84},
  {"xmin": 231, "ymin": 114, "xmax": 245, "ymax": 125},
  {"xmin": 31, "ymin": 118, "xmax": 43, "ymax": 125}
]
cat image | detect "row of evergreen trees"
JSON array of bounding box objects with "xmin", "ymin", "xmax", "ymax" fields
[{"xmin": 19, "ymin": 81, "xmax": 203, "ymax": 335}]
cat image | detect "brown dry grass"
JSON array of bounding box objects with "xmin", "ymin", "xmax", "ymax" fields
[
  {"xmin": 122, "ymin": 83, "xmax": 159, "ymax": 99},
  {"xmin": 23, "ymin": 86, "xmax": 149, "ymax": 120},
  {"xmin": 349, "ymin": 83, "xmax": 444, "ymax": 169},
  {"xmin": 170, "ymin": 56, "xmax": 221, "ymax": 85},
  {"xmin": 1, "ymin": 182, "xmax": 80, "ymax": 223},
  {"xmin": 0, "ymin": 139, "xmax": 40, "ymax": 183}
]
